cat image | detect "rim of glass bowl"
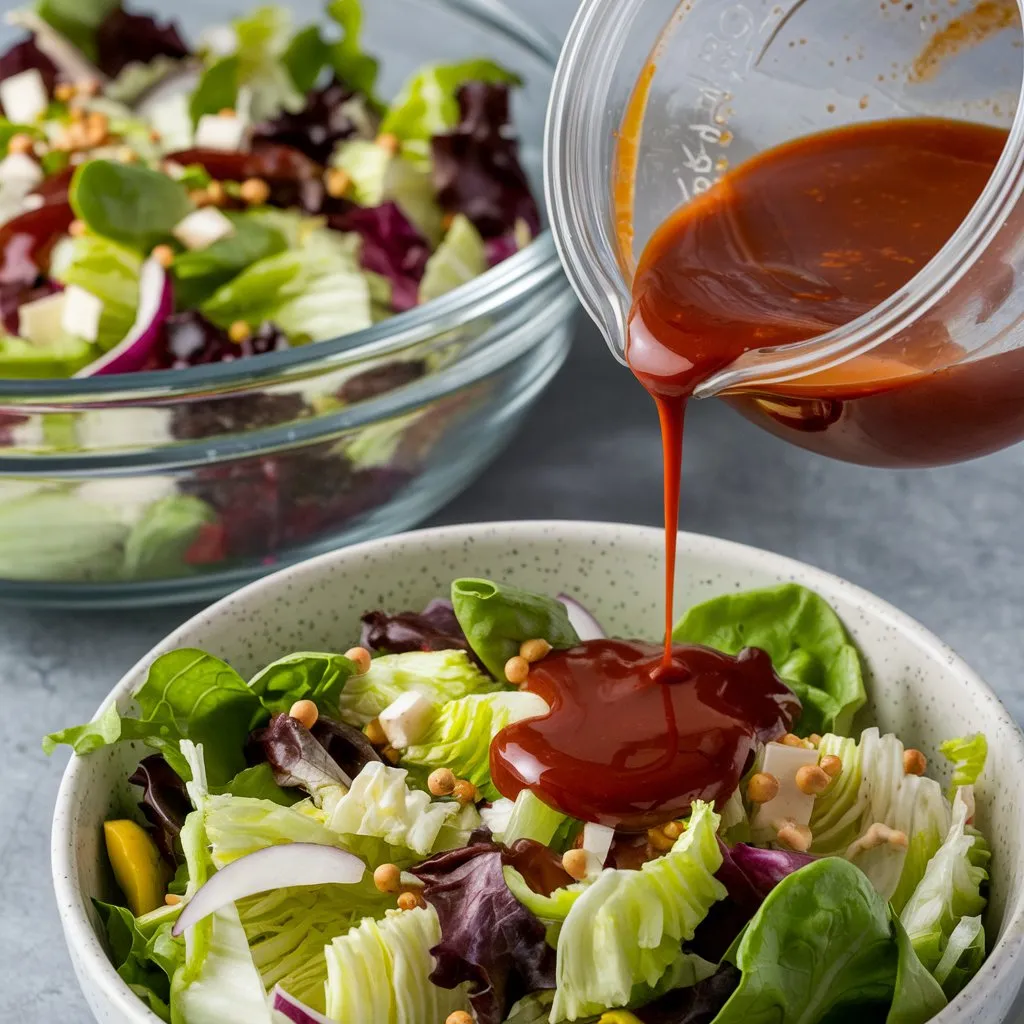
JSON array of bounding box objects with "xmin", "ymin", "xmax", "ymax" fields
[{"xmin": 0, "ymin": 0, "xmax": 563, "ymax": 402}]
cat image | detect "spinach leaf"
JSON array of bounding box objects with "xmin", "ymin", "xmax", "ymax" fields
[
  {"xmin": 673, "ymin": 583, "xmax": 866, "ymax": 737},
  {"xmin": 131, "ymin": 649, "xmax": 262, "ymax": 785},
  {"xmin": 451, "ymin": 577, "xmax": 580, "ymax": 680},
  {"xmin": 888, "ymin": 909, "xmax": 947, "ymax": 1024},
  {"xmin": 282, "ymin": 24, "xmax": 330, "ymax": 94},
  {"xmin": 70, "ymin": 160, "xmax": 193, "ymax": 252},
  {"xmin": 38, "ymin": 0, "xmax": 118, "ymax": 60},
  {"xmin": 326, "ymin": 0, "xmax": 380, "ymax": 103},
  {"xmin": 246, "ymin": 651, "xmax": 358, "ymax": 717},
  {"xmin": 172, "ymin": 214, "xmax": 286, "ymax": 306},
  {"xmin": 217, "ymin": 762, "xmax": 301, "ymax": 807},
  {"xmin": 189, "ymin": 55, "xmax": 240, "ymax": 126},
  {"xmin": 715, "ymin": 858, "xmax": 897, "ymax": 1023}
]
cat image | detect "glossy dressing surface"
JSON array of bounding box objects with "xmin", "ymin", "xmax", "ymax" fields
[{"xmin": 490, "ymin": 639, "xmax": 798, "ymax": 830}]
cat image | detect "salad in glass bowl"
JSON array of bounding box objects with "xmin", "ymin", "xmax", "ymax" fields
[
  {"xmin": 48, "ymin": 578, "xmax": 992, "ymax": 1024},
  {"xmin": 0, "ymin": 0, "xmax": 538, "ymax": 376},
  {"xmin": 0, "ymin": 0, "xmax": 569, "ymax": 601}
]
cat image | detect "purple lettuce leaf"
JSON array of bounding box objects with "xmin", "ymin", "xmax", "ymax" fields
[
  {"xmin": 329, "ymin": 202, "xmax": 430, "ymax": 312},
  {"xmin": 0, "ymin": 36, "xmax": 59, "ymax": 95},
  {"xmin": 360, "ymin": 597, "xmax": 471, "ymax": 656},
  {"xmin": 253, "ymin": 78, "xmax": 369, "ymax": 165},
  {"xmin": 128, "ymin": 754, "xmax": 192, "ymax": 866},
  {"xmin": 431, "ymin": 83, "xmax": 540, "ymax": 240},
  {"xmin": 635, "ymin": 963, "xmax": 742, "ymax": 1023},
  {"xmin": 692, "ymin": 840, "xmax": 816, "ymax": 961},
  {"xmin": 145, "ymin": 311, "xmax": 289, "ymax": 369},
  {"xmin": 412, "ymin": 839, "xmax": 556, "ymax": 1024},
  {"xmin": 251, "ymin": 713, "xmax": 381, "ymax": 798},
  {"xmin": 95, "ymin": 8, "xmax": 190, "ymax": 78},
  {"xmin": 337, "ymin": 359, "xmax": 426, "ymax": 404}
]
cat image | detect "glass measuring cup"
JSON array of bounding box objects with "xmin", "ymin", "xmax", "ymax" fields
[{"xmin": 544, "ymin": 0, "xmax": 1024, "ymax": 466}]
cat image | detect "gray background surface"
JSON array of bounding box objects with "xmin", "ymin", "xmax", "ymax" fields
[{"xmin": 3, "ymin": 0, "xmax": 1024, "ymax": 1020}]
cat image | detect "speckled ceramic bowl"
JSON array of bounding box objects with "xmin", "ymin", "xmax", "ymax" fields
[{"xmin": 52, "ymin": 521, "xmax": 1024, "ymax": 1024}]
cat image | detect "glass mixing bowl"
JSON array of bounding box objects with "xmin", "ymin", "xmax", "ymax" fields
[{"xmin": 0, "ymin": 0, "xmax": 574, "ymax": 607}]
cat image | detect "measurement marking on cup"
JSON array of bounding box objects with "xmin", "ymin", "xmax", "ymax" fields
[{"xmin": 676, "ymin": 85, "xmax": 730, "ymax": 202}]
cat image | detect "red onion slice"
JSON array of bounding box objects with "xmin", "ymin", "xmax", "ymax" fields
[
  {"xmin": 271, "ymin": 986, "xmax": 335, "ymax": 1024},
  {"xmin": 557, "ymin": 593, "xmax": 606, "ymax": 641},
  {"xmin": 171, "ymin": 843, "xmax": 365, "ymax": 938},
  {"xmin": 74, "ymin": 257, "xmax": 172, "ymax": 377}
]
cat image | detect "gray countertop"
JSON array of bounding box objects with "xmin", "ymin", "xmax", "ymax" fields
[{"xmin": 3, "ymin": 317, "xmax": 1024, "ymax": 1021}]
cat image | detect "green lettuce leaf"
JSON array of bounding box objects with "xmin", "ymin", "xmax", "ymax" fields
[
  {"xmin": 200, "ymin": 228, "xmax": 374, "ymax": 343},
  {"xmin": 122, "ymin": 495, "xmax": 216, "ymax": 581},
  {"xmin": 326, "ymin": 761, "xmax": 459, "ymax": 858},
  {"xmin": 37, "ymin": 0, "xmax": 118, "ymax": 59},
  {"xmin": 323, "ymin": 906, "xmax": 471, "ymax": 1023},
  {"xmin": 0, "ymin": 333, "xmax": 96, "ymax": 378},
  {"xmin": 52, "ymin": 234, "xmax": 141, "ymax": 351},
  {"xmin": 932, "ymin": 915, "xmax": 985, "ymax": 999},
  {"xmin": 238, "ymin": 881, "xmax": 390, "ymax": 1011},
  {"xmin": 219, "ymin": 763, "xmax": 300, "ymax": 807},
  {"xmin": 335, "ymin": 648, "xmax": 501, "ymax": 727},
  {"xmin": 379, "ymin": 59, "xmax": 520, "ymax": 165},
  {"xmin": 550, "ymin": 801, "xmax": 726, "ymax": 1021},
  {"xmin": 93, "ymin": 900, "xmax": 182, "ymax": 1022},
  {"xmin": 401, "ymin": 691, "xmax": 549, "ymax": 800},
  {"xmin": 70, "ymin": 160, "xmax": 193, "ymax": 252},
  {"xmin": 503, "ymin": 864, "xmax": 587, "ymax": 928},
  {"xmin": 502, "ymin": 788, "xmax": 568, "ymax": 847},
  {"xmin": 451, "ymin": 577, "xmax": 580, "ymax": 681},
  {"xmin": 939, "ymin": 733, "xmax": 988, "ymax": 798},
  {"xmin": 888, "ymin": 910, "xmax": 948, "ymax": 1024},
  {"xmin": 713, "ymin": 858, "xmax": 898, "ymax": 1024},
  {"xmin": 326, "ymin": 0, "xmax": 381, "ymax": 103},
  {"xmin": 419, "ymin": 214, "xmax": 486, "ymax": 302},
  {"xmin": 247, "ymin": 651, "xmax": 358, "ymax": 717},
  {"xmin": 190, "ymin": 55, "xmax": 241, "ymax": 125},
  {"xmin": 673, "ymin": 583, "xmax": 866, "ymax": 737},
  {"xmin": 282, "ymin": 24, "xmax": 331, "ymax": 94},
  {"xmin": 170, "ymin": 903, "xmax": 272, "ymax": 1024},
  {"xmin": 900, "ymin": 794, "xmax": 989, "ymax": 975}
]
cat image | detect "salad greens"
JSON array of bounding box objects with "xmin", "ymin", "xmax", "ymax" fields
[{"xmin": 46, "ymin": 579, "xmax": 993, "ymax": 1024}]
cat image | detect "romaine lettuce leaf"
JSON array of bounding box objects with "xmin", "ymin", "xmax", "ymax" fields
[
  {"xmin": 335, "ymin": 648, "xmax": 501, "ymax": 727},
  {"xmin": 900, "ymin": 793, "xmax": 989, "ymax": 975},
  {"xmin": 323, "ymin": 906, "xmax": 471, "ymax": 1023},
  {"xmin": 401, "ymin": 691, "xmax": 549, "ymax": 800},
  {"xmin": 932, "ymin": 915, "xmax": 985, "ymax": 999},
  {"xmin": 550, "ymin": 801, "xmax": 726, "ymax": 1021},
  {"xmin": 53, "ymin": 234, "xmax": 141, "ymax": 351},
  {"xmin": 200, "ymin": 227, "xmax": 374, "ymax": 343},
  {"xmin": 502, "ymin": 789, "xmax": 568, "ymax": 848},
  {"xmin": 939, "ymin": 733, "xmax": 988, "ymax": 797},
  {"xmin": 673, "ymin": 583, "xmax": 866, "ymax": 737},
  {"xmin": 419, "ymin": 214, "xmax": 486, "ymax": 302},
  {"xmin": 327, "ymin": 761, "xmax": 459, "ymax": 858},
  {"xmin": 451, "ymin": 577, "xmax": 580, "ymax": 681}
]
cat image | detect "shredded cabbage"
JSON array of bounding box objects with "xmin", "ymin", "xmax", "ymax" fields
[
  {"xmin": 550, "ymin": 801, "xmax": 726, "ymax": 1021},
  {"xmin": 401, "ymin": 690, "xmax": 549, "ymax": 800},
  {"xmin": 335, "ymin": 649, "xmax": 501, "ymax": 727},
  {"xmin": 323, "ymin": 906, "xmax": 471, "ymax": 1023}
]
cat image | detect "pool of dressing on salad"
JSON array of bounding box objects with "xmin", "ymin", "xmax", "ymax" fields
[{"xmin": 492, "ymin": 116, "xmax": 1010, "ymax": 834}]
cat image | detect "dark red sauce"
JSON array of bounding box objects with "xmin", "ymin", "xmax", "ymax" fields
[{"xmin": 490, "ymin": 639, "xmax": 798, "ymax": 830}]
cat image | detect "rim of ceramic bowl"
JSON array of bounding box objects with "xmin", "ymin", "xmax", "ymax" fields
[
  {"xmin": 0, "ymin": 0, "xmax": 563, "ymax": 401},
  {"xmin": 52, "ymin": 521, "xmax": 1024, "ymax": 1024}
]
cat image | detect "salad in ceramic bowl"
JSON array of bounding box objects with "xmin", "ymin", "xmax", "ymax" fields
[
  {"xmin": 0, "ymin": 0, "xmax": 538, "ymax": 375},
  {"xmin": 49, "ymin": 544, "xmax": 1005, "ymax": 1023}
]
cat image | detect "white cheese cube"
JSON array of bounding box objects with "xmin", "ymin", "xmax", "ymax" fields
[
  {"xmin": 0, "ymin": 152, "xmax": 43, "ymax": 191},
  {"xmin": 582, "ymin": 822, "xmax": 615, "ymax": 868},
  {"xmin": 172, "ymin": 207, "xmax": 235, "ymax": 250},
  {"xmin": 61, "ymin": 285, "xmax": 104, "ymax": 342},
  {"xmin": 750, "ymin": 741, "xmax": 822, "ymax": 836},
  {"xmin": 194, "ymin": 112, "xmax": 248, "ymax": 152},
  {"xmin": 0, "ymin": 68, "xmax": 48, "ymax": 124},
  {"xmin": 18, "ymin": 291, "xmax": 67, "ymax": 345},
  {"xmin": 378, "ymin": 691, "xmax": 436, "ymax": 749}
]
